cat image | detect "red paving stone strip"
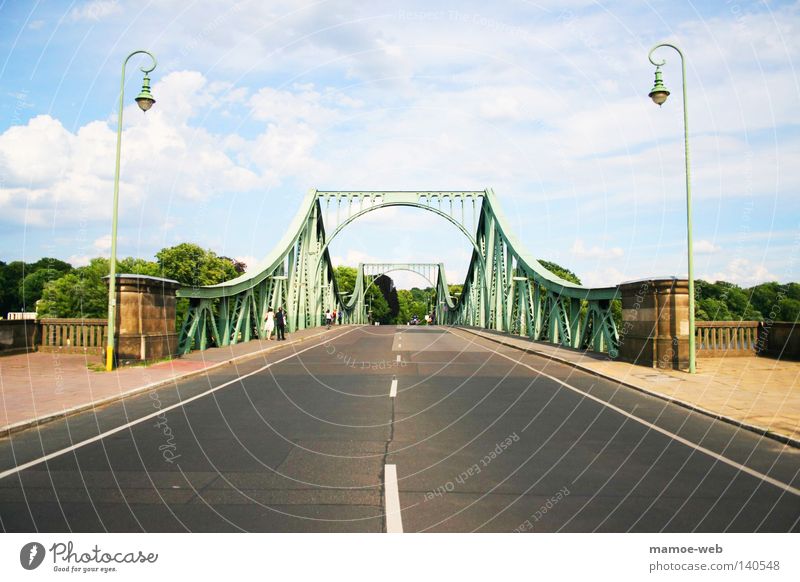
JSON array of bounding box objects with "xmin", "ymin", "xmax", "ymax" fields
[
  {"xmin": 455, "ymin": 326, "xmax": 800, "ymax": 448},
  {"xmin": 0, "ymin": 326, "xmax": 352, "ymax": 436}
]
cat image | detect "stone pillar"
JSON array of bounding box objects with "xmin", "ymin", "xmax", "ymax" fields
[
  {"xmin": 107, "ymin": 274, "xmax": 180, "ymax": 363},
  {"xmin": 616, "ymin": 277, "xmax": 690, "ymax": 370}
]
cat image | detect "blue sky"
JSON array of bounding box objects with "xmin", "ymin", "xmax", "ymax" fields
[{"xmin": 1, "ymin": 0, "xmax": 798, "ymax": 289}]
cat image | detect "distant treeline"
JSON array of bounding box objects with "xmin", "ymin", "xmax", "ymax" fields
[
  {"xmin": 0, "ymin": 244, "xmax": 245, "ymax": 324},
  {"xmin": 2, "ymin": 252, "xmax": 797, "ymax": 324}
]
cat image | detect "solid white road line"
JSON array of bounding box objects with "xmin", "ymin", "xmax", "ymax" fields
[
  {"xmin": 390, "ymin": 377, "xmax": 398, "ymax": 398},
  {"xmin": 447, "ymin": 328, "xmax": 800, "ymax": 497},
  {"xmin": 384, "ymin": 464, "xmax": 404, "ymax": 533},
  {"xmin": 0, "ymin": 327, "xmax": 359, "ymax": 482}
]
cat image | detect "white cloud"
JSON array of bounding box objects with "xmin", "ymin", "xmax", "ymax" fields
[
  {"xmin": 67, "ymin": 254, "xmax": 91, "ymax": 267},
  {"xmin": 235, "ymin": 255, "xmax": 258, "ymax": 273},
  {"xmin": 581, "ymin": 266, "xmax": 630, "ymax": 288},
  {"xmin": 694, "ymin": 239, "xmax": 722, "ymax": 254},
  {"xmin": 571, "ymin": 238, "xmax": 623, "ymax": 260},
  {"xmin": 705, "ymin": 258, "xmax": 778, "ymax": 287},
  {"xmin": 70, "ymin": 0, "xmax": 120, "ymax": 21},
  {"xmin": 93, "ymin": 235, "xmax": 112, "ymax": 253},
  {"xmin": 2, "ymin": 0, "xmax": 798, "ymax": 289},
  {"xmin": 330, "ymin": 249, "xmax": 377, "ymax": 267},
  {"xmin": 0, "ymin": 72, "xmax": 266, "ymax": 227}
]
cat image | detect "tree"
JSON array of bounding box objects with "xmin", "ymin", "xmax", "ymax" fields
[
  {"xmin": 19, "ymin": 268, "xmax": 63, "ymax": 310},
  {"xmin": 372, "ymin": 275, "xmax": 398, "ymax": 324},
  {"xmin": 1, "ymin": 261, "xmax": 34, "ymax": 314},
  {"xmin": 0, "ymin": 261, "xmax": 6, "ymax": 316},
  {"xmin": 1, "ymin": 258, "xmax": 76, "ymax": 316},
  {"xmin": 334, "ymin": 265, "xmax": 358, "ymax": 296},
  {"xmin": 220, "ymin": 256, "xmax": 247, "ymax": 274},
  {"xmin": 156, "ymin": 243, "xmax": 239, "ymax": 287},
  {"xmin": 368, "ymin": 290, "xmax": 391, "ymax": 323},
  {"xmin": 30, "ymin": 257, "xmax": 73, "ymax": 275},
  {"xmin": 538, "ymin": 259, "xmax": 582, "ymax": 285},
  {"xmin": 118, "ymin": 257, "xmax": 161, "ymax": 277},
  {"xmin": 396, "ymin": 289, "xmax": 413, "ymax": 323},
  {"xmin": 37, "ymin": 256, "xmax": 161, "ymax": 319},
  {"xmin": 38, "ymin": 259, "xmax": 110, "ymax": 318}
]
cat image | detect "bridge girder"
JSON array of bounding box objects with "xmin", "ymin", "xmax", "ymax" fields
[{"xmin": 177, "ymin": 189, "xmax": 619, "ymax": 356}]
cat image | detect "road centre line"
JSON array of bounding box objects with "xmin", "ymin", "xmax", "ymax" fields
[
  {"xmin": 446, "ymin": 328, "xmax": 800, "ymax": 497},
  {"xmin": 384, "ymin": 464, "xmax": 404, "ymax": 533},
  {"xmin": 0, "ymin": 327, "xmax": 359, "ymax": 482},
  {"xmin": 390, "ymin": 377, "xmax": 398, "ymax": 398}
]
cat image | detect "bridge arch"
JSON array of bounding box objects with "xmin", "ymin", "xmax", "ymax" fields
[
  {"xmin": 314, "ymin": 200, "xmax": 486, "ymax": 294},
  {"xmin": 176, "ymin": 188, "xmax": 619, "ymax": 357}
]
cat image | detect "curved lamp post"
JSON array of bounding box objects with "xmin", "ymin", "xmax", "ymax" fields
[
  {"xmin": 106, "ymin": 50, "xmax": 157, "ymax": 371},
  {"xmin": 648, "ymin": 42, "xmax": 696, "ymax": 374}
]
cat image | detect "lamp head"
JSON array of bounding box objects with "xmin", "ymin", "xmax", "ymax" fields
[
  {"xmin": 135, "ymin": 73, "xmax": 156, "ymax": 112},
  {"xmin": 648, "ymin": 66, "xmax": 670, "ymax": 106}
]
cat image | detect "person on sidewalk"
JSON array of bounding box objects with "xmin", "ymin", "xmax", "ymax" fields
[
  {"xmin": 325, "ymin": 309, "xmax": 332, "ymax": 329},
  {"xmin": 337, "ymin": 310, "xmax": 343, "ymax": 325},
  {"xmin": 264, "ymin": 307, "xmax": 275, "ymax": 340},
  {"xmin": 276, "ymin": 307, "xmax": 286, "ymax": 341}
]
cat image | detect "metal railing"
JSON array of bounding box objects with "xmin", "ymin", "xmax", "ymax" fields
[
  {"xmin": 39, "ymin": 318, "xmax": 107, "ymax": 355},
  {"xmin": 695, "ymin": 321, "xmax": 758, "ymax": 357}
]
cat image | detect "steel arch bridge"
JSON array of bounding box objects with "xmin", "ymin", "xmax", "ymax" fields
[
  {"xmin": 177, "ymin": 189, "xmax": 619, "ymax": 355},
  {"xmin": 346, "ymin": 263, "xmax": 455, "ymax": 325}
]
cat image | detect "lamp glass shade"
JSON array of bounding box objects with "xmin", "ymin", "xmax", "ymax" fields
[
  {"xmin": 649, "ymin": 89, "xmax": 669, "ymax": 106},
  {"xmin": 648, "ymin": 66, "xmax": 669, "ymax": 107},
  {"xmin": 135, "ymin": 73, "xmax": 155, "ymax": 112},
  {"xmin": 135, "ymin": 96, "xmax": 155, "ymax": 111}
]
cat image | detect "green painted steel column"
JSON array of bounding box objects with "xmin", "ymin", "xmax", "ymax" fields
[
  {"xmin": 106, "ymin": 50, "xmax": 157, "ymax": 371},
  {"xmin": 648, "ymin": 43, "xmax": 696, "ymax": 374}
]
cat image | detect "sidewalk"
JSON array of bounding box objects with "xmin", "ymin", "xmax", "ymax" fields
[
  {"xmin": 0, "ymin": 326, "xmax": 349, "ymax": 436},
  {"xmin": 457, "ymin": 327, "xmax": 800, "ymax": 447}
]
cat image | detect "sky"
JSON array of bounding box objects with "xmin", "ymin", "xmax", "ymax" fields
[{"xmin": 1, "ymin": 0, "xmax": 798, "ymax": 290}]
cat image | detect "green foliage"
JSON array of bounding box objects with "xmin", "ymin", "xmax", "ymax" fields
[
  {"xmin": 34, "ymin": 246, "xmax": 239, "ymax": 321},
  {"xmin": 694, "ymin": 280, "xmax": 798, "ymax": 323},
  {"xmin": 38, "ymin": 259, "xmax": 109, "ymax": 318},
  {"xmin": 396, "ymin": 289, "xmax": 413, "ymax": 323},
  {"xmin": 334, "ymin": 266, "xmax": 357, "ymax": 296},
  {"xmin": 368, "ymin": 290, "xmax": 391, "ymax": 323},
  {"xmin": 1, "ymin": 258, "xmax": 77, "ymax": 316},
  {"xmin": 155, "ymin": 243, "xmax": 239, "ymax": 286},
  {"xmin": 19, "ymin": 269, "xmax": 63, "ymax": 309},
  {"xmin": 29, "ymin": 257, "xmax": 73, "ymax": 275},
  {"xmin": 396, "ymin": 286, "xmax": 433, "ymax": 323},
  {"xmin": 537, "ymin": 259, "xmax": 582, "ymax": 285}
]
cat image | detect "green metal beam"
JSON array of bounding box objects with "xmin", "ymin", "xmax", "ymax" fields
[{"xmin": 177, "ymin": 188, "xmax": 619, "ymax": 356}]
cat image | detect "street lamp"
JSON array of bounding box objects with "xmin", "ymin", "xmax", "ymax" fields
[
  {"xmin": 106, "ymin": 50, "xmax": 157, "ymax": 371},
  {"xmin": 648, "ymin": 42, "xmax": 696, "ymax": 374}
]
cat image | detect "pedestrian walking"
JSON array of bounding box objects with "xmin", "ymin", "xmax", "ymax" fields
[
  {"xmin": 325, "ymin": 309, "xmax": 332, "ymax": 329},
  {"xmin": 331, "ymin": 309, "xmax": 337, "ymax": 325},
  {"xmin": 264, "ymin": 307, "xmax": 275, "ymax": 340},
  {"xmin": 276, "ymin": 307, "xmax": 286, "ymax": 341},
  {"xmin": 337, "ymin": 310, "xmax": 343, "ymax": 325}
]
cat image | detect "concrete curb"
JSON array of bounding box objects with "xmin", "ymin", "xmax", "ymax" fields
[
  {"xmin": 455, "ymin": 326, "xmax": 800, "ymax": 449},
  {"xmin": 0, "ymin": 326, "xmax": 351, "ymax": 438}
]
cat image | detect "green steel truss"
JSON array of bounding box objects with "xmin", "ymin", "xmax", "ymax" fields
[
  {"xmin": 177, "ymin": 189, "xmax": 619, "ymax": 355},
  {"xmin": 346, "ymin": 263, "xmax": 455, "ymax": 324}
]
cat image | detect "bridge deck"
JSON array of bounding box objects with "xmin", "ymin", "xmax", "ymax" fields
[{"xmin": 1, "ymin": 326, "xmax": 798, "ymax": 532}]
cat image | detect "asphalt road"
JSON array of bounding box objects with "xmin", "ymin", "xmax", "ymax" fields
[{"xmin": 1, "ymin": 325, "xmax": 798, "ymax": 532}]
